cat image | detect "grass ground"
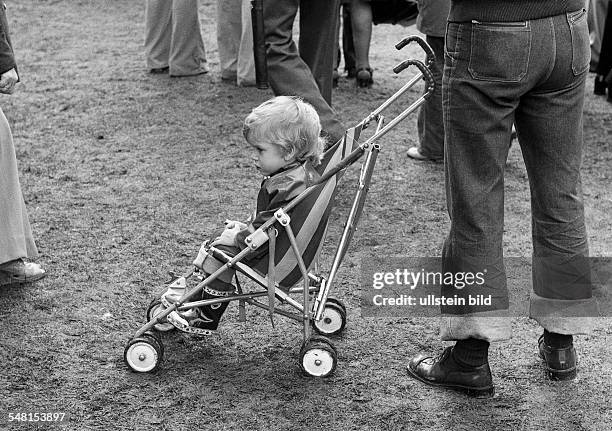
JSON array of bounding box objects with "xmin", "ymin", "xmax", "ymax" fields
[{"xmin": 0, "ymin": 1, "xmax": 611, "ymax": 430}]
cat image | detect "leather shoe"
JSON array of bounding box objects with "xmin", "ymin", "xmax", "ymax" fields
[
  {"xmin": 149, "ymin": 66, "xmax": 169, "ymax": 74},
  {"xmin": 407, "ymin": 347, "xmax": 495, "ymax": 397},
  {"xmin": 538, "ymin": 335, "xmax": 577, "ymax": 381}
]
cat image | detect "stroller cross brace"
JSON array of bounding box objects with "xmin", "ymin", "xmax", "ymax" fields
[{"xmin": 124, "ymin": 36, "xmax": 436, "ymax": 377}]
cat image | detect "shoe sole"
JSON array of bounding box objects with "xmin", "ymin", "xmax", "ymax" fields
[
  {"xmin": 166, "ymin": 312, "xmax": 215, "ymax": 336},
  {"xmin": 0, "ymin": 271, "xmax": 46, "ymax": 285},
  {"xmin": 406, "ymin": 365, "xmax": 495, "ymax": 397}
]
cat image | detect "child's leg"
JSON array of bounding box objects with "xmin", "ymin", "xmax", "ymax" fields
[
  {"xmin": 196, "ymin": 251, "xmax": 238, "ymax": 329},
  {"xmin": 168, "ymin": 247, "xmax": 240, "ymax": 334}
]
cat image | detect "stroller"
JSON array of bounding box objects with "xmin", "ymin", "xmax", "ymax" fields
[{"xmin": 124, "ymin": 36, "xmax": 436, "ymax": 378}]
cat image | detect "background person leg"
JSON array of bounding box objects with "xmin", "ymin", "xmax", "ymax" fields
[
  {"xmin": 168, "ymin": 0, "xmax": 208, "ymax": 77},
  {"xmin": 144, "ymin": 0, "xmax": 172, "ymax": 71}
]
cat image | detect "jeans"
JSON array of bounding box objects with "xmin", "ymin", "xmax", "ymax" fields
[
  {"xmin": 416, "ymin": 35, "xmax": 445, "ymax": 160},
  {"xmin": 440, "ymin": 9, "xmax": 598, "ymax": 342},
  {"xmin": 263, "ymin": 0, "xmax": 345, "ymax": 143}
]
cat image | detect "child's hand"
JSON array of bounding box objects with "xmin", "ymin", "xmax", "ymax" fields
[
  {"xmin": 224, "ymin": 219, "xmax": 247, "ymax": 230},
  {"xmin": 211, "ymin": 224, "xmax": 242, "ymax": 247}
]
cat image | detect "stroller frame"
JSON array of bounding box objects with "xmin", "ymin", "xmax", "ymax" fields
[{"xmin": 124, "ymin": 36, "xmax": 436, "ymax": 377}]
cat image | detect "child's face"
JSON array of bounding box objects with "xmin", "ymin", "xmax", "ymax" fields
[{"xmin": 251, "ymin": 141, "xmax": 292, "ymax": 176}]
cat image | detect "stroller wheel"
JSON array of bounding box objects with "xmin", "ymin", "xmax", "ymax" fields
[
  {"xmin": 146, "ymin": 299, "xmax": 175, "ymax": 332},
  {"xmin": 324, "ymin": 297, "xmax": 346, "ymax": 315},
  {"xmin": 299, "ymin": 335, "xmax": 337, "ymax": 377},
  {"xmin": 124, "ymin": 334, "xmax": 164, "ymax": 373},
  {"xmin": 313, "ymin": 301, "xmax": 346, "ymax": 336}
]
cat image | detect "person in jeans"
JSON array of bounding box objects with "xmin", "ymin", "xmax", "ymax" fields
[
  {"xmin": 406, "ymin": 0, "xmax": 450, "ymax": 162},
  {"xmin": 406, "ymin": 0, "xmax": 598, "ymax": 397},
  {"xmin": 263, "ymin": 0, "xmax": 345, "ymax": 144}
]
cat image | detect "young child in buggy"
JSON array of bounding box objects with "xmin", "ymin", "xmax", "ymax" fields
[{"xmin": 162, "ymin": 95, "xmax": 327, "ymax": 335}]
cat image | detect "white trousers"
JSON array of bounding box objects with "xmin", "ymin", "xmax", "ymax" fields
[
  {"xmin": 144, "ymin": 0, "xmax": 208, "ymax": 76},
  {"xmin": 0, "ymin": 107, "xmax": 37, "ymax": 264},
  {"xmin": 216, "ymin": 0, "xmax": 255, "ymax": 86}
]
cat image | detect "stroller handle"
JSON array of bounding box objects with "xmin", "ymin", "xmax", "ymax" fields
[
  {"xmin": 393, "ymin": 59, "xmax": 435, "ymax": 97},
  {"xmin": 395, "ymin": 35, "xmax": 436, "ymax": 67}
]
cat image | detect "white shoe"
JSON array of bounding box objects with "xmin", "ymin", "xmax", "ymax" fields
[
  {"xmin": 407, "ymin": 146, "xmax": 428, "ymax": 160},
  {"xmin": 0, "ymin": 259, "xmax": 46, "ymax": 284},
  {"xmin": 407, "ymin": 146, "xmax": 442, "ymax": 162},
  {"xmin": 166, "ymin": 309, "xmax": 215, "ymax": 336}
]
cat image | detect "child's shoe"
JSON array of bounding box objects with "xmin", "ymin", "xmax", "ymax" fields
[
  {"xmin": 166, "ymin": 279, "xmax": 233, "ymax": 335},
  {"xmin": 160, "ymin": 276, "xmax": 187, "ymax": 308},
  {"xmin": 167, "ymin": 302, "xmax": 229, "ymax": 336}
]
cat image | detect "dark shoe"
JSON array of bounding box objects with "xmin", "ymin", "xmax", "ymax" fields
[
  {"xmin": 594, "ymin": 75, "xmax": 607, "ymax": 95},
  {"xmin": 356, "ymin": 67, "xmax": 373, "ymax": 88},
  {"xmin": 538, "ymin": 334, "xmax": 577, "ymax": 380},
  {"xmin": 149, "ymin": 66, "xmax": 169, "ymax": 74},
  {"xmin": 407, "ymin": 347, "xmax": 495, "ymax": 397}
]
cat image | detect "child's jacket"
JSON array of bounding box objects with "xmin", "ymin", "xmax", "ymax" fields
[
  {"xmin": 235, "ymin": 160, "xmax": 320, "ymax": 252},
  {"xmin": 234, "ymin": 160, "xmax": 331, "ymax": 288}
]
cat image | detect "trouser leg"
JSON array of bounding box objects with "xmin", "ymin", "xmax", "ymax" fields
[
  {"xmin": 144, "ymin": 0, "xmax": 172, "ymax": 69},
  {"xmin": 416, "ymin": 35, "xmax": 445, "ymax": 160},
  {"xmin": 342, "ymin": 3, "xmax": 356, "ymax": 74},
  {"xmin": 216, "ymin": 0, "xmax": 241, "ymax": 80},
  {"xmin": 595, "ymin": 2, "xmax": 612, "ymax": 77},
  {"xmin": 263, "ymin": 0, "xmax": 345, "ymax": 142},
  {"xmin": 0, "ymin": 108, "xmax": 38, "ymax": 263},
  {"xmin": 517, "ymin": 12, "xmax": 597, "ymax": 334},
  {"xmin": 298, "ymin": 0, "xmax": 341, "ymax": 103},
  {"xmin": 440, "ymin": 21, "xmax": 520, "ymax": 342},
  {"xmin": 168, "ymin": 0, "xmax": 207, "ymax": 76},
  {"xmin": 237, "ymin": 0, "xmax": 256, "ymax": 86}
]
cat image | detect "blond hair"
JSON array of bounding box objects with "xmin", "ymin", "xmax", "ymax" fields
[{"xmin": 243, "ymin": 96, "xmax": 326, "ymax": 166}]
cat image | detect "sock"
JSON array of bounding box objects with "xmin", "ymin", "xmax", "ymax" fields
[
  {"xmin": 543, "ymin": 330, "xmax": 573, "ymax": 348},
  {"xmin": 452, "ymin": 338, "xmax": 490, "ymax": 368}
]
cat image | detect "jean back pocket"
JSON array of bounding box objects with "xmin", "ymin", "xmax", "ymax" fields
[
  {"xmin": 567, "ymin": 9, "xmax": 590, "ymax": 76},
  {"xmin": 468, "ymin": 21, "xmax": 530, "ymax": 82}
]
